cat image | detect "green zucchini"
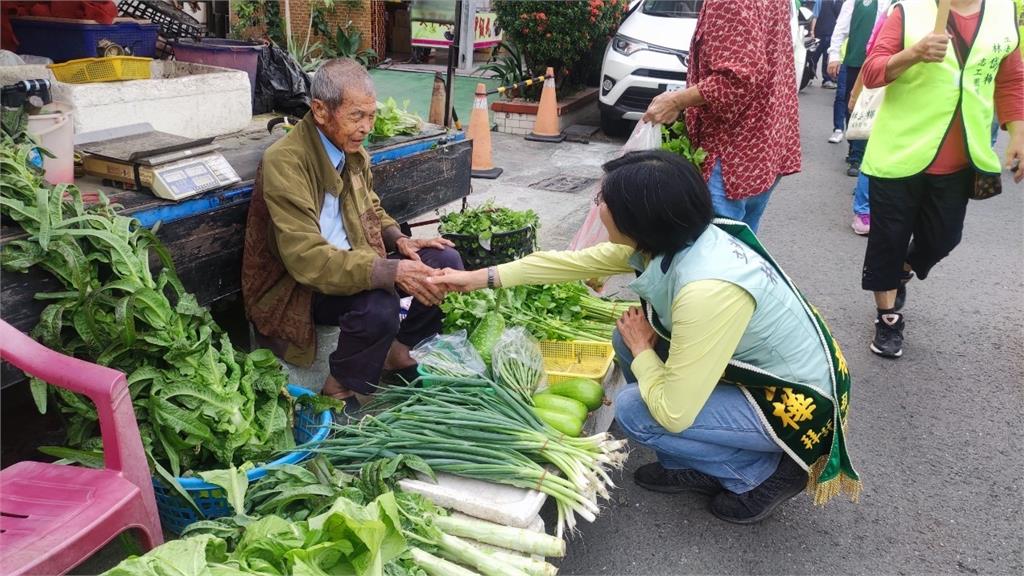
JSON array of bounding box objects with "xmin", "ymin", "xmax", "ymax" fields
[
  {"xmin": 546, "ymin": 378, "xmax": 604, "ymax": 411},
  {"xmin": 533, "ymin": 407, "xmax": 584, "ymax": 437},
  {"xmin": 468, "ymin": 311, "xmax": 505, "ymax": 365},
  {"xmin": 532, "ymin": 393, "xmax": 589, "ymax": 422}
]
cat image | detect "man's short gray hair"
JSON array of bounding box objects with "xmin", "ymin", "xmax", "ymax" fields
[{"xmin": 310, "ymin": 58, "xmax": 376, "ymax": 109}]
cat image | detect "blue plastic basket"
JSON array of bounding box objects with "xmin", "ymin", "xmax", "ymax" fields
[
  {"xmin": 151, "ymin": 385, "xmax": 332, "ymax": 534},
  {"xmin": 11, "ymin": 17, "xmax": 159, "ymax": 63}
]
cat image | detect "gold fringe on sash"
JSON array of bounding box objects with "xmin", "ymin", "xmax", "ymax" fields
[{"xmin": 806, "ymin": 455, "xmax": 863, "ymax": 505}]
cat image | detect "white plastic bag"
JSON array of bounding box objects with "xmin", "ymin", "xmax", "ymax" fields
[
  {"xmin": 620, "ymin": 120, "xmax": 664, "ymax": 154},
  {"xmin": 569, "ymin": 121, "xmax": 663, "ymax": 251}
]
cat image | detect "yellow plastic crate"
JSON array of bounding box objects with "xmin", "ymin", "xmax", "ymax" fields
[
  {"xmin": 48, "ymin": 56, "xmax": 151, "ymax": 84},
  {"xmin": 540, "ymin": 340, "xmax": 615, "ymax": 385}
]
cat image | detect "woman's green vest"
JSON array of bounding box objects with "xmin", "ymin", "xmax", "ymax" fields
[
  {"xmin": 627, "ymin": 221, "xmax": 861, "ymax": 504},
  {"xmin": 862, "ymin": 0, "xmax": 1019, "ymax": 178}
]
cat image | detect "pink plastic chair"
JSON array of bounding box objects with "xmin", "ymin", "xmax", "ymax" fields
[{"xmin": 0, "ymin": 320, "xmax": 163, "ymax": 575}]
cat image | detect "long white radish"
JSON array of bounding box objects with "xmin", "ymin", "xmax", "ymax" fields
[
  {"xmin": 410, "ymin": 547, "xmax": 482, "ymax": 576},
  {"xmin": 433, "ymin": 514, "xmax": 566, "ymax": 557},
  {"xmin": 438, "ymin": 532, "xmax": 532, "ymax": 576}
]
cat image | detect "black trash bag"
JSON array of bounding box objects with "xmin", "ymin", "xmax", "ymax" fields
[{"xmin": 254, "ymin": 44, "xmax": 311, "ymax": 117}]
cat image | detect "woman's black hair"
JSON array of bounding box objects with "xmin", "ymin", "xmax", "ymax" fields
[{"xmin": 599, "ymin": 149, "xmax": 713, "ymax": 256}]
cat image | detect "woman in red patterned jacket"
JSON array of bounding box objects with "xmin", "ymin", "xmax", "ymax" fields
[{"xmin": 644, "ymin": 0, "xmax": 802, "ymax": 233}]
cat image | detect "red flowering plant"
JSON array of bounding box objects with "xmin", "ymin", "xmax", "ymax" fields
[{"xmin": 494, "ymin": 0, "xmax": 626, "ymax": 99}]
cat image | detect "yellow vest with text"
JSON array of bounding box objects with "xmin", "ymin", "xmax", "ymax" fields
[{"xmin": 862, "ymin": 0, "xmax": 1019, "ymax": 178}]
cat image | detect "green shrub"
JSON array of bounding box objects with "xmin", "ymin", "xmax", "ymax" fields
[{"xmin": 493, "ymin": 0, "xmax": 626, "ymax": 96}]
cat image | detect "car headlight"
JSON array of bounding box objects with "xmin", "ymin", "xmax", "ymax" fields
[{"xmin": 612, "ymin": 35, "xmax": 648, "ymax": 56}]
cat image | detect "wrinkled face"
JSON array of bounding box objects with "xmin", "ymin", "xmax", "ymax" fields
[
  {"xmin": 312, "ymin": 89, "xmax": 376, "ymax": 153},
  {"xmin": 598, "ymin": 199, "xmax": 635, "ymax": 247}
]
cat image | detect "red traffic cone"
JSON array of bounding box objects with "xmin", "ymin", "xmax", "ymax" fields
[
  {"xmin": 467, "ymin": 83, "xmax": 502, "ymax": 179},
  {"xmin": 525, "ymin": 67, "xmax": 565, "ymax": 143}
]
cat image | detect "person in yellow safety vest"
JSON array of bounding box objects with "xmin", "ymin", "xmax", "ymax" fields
[
  {"xmin": 857, "ymin": 0, "xmax": 1024, "ymax": 359},
  {"xmin": 1017, "ymin": 0, "xmax": 1024, "ymax": 58}
]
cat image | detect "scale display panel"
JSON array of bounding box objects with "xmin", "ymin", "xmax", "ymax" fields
[{"xmin": 148, "ymin": 153, "xmax": 240, "ymax": 201}]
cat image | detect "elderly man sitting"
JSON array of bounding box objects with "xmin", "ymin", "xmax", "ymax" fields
[{"xmin": 242, "ymin": 58, "xmax": 463, "ymax": 408}]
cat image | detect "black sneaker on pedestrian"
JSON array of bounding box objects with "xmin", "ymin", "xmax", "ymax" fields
[
  {"xmin": 846, "ymin": 164, "xmax": 860, "ymax": 177},
  {"xmin": 709, "ymin": 456, "xmax": 807, "ymax": 524},
  {"xmin": 870, "ymin": 313, "xmax": 904, "ymax": 358},
  {"xmin": 893, "ymin": 270, "xmax": 914, "ymax": 312},
  {"xmin": 634, "ymin": 462, "xmax": 722, "ymax": 495}
]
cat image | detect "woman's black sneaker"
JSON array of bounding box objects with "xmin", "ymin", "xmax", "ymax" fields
[
  {"xmin": 633, "ymin": 462, "xmax": 722, "ymax": 495},
  {"xmin": 870, "ymin": 313, "xmax": 904, "ymax": 358},
  {"xmin": 709, "ymin": 457, "xmax": 807, "ymax": 524}
]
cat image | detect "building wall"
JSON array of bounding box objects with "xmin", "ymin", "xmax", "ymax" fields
[
  {"xmin": 284, "ymin": 0, "xmax": 374, "ymax": 52},
  {"xmin": 227, "ymin": 0, "xmax": 379, "ymax": 53}
]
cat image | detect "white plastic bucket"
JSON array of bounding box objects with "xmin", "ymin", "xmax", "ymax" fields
[{"xmin": 27, "ymin": 103, "xmax": 74, "ymax": 185}]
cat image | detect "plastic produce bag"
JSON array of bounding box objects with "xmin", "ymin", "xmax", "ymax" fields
[
  {"xmin": 490, "ymin": 327, "xmax": 545, "ymax": 402},
  {"xmin": 620, "ymin": 120, "xmax": 663, "ymax": 154},
  {"xmin": 569, "ymin": 121, "xmax": 663, "ymax": 251},
  {"xmin": 410, "ymin": 330, "xmax": 487, "ymax": 379},
  {"xmin": 253, "ymin": 44, "xmax": 311, "ymax": 116}
]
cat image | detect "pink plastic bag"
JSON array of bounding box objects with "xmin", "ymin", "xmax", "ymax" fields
[{"xmin": 569, "ymin": 121, "xmax": 662, "ymax": 250}]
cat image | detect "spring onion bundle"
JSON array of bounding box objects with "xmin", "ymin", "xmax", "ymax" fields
[{"xmin": 316, "ymin": 380, "xmax": 628, "ymax": 537}]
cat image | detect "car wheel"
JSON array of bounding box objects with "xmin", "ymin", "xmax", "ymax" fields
[{"xmin": 600, "ymin": 109, "xmax": 631, "ymax": 138}]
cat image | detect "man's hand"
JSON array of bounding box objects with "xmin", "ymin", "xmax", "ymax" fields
[
  {"xmin": 827, "ymin": 59, "xmax": 841, "ymax": 79},
  {"xmin": 1006, "ymin": 122, "xmax": 1024, "ymax": 183},
  {"xmin": 396, "ymin": 260, "xmax": 446, "ymax": 306},
  {"xmin": 911, "ymin": 32, "xmax": 949, "ymax": 63},
  {"xmin": 429, "ymin": 267, "xmax": 489, "ymax": 293},
  {"xmin": 642, "ymin": 90, "xmax": 684, "ymax": 125},
  {"xmin": 616, "ymin": 307, "xmax": 658, "ymax": 357},
  {"xmin": 395, "ymin": 236, "xmax": 456, "ymax": 262}
]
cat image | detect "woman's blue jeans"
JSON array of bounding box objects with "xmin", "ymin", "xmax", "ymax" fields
[
  {"xmin": 612, "ymin": 331, "xmax": 783, "ymax": 494},
  {"xmin": 708, "ymin": 160, "xmax": 777, "ymax": 234},
  {"xmin": 853, "ymin": 171, "xmax": 870, "ymax": 216}
]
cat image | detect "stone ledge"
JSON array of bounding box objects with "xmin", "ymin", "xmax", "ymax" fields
[{"xmin": 490, "ymin": 87, "xmax": 598, "ymax": 116}]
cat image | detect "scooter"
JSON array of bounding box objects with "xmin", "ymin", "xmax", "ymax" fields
[{"xmin": 798, "ymin": 4, "xmax": 820, "ymax": 92}]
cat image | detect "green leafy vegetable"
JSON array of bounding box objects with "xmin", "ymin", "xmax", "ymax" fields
[
  {"xmin": 373, "ymin": 98, "xmax": 423, "ymax": 139},
  {"xmin": 0, "ymin": 129, "xmax": 293, "ymax": 478},
  {"xmin": 442, "ymin": 282, "xmax": 637, "ymax": 342},
  {"xmin": 661, "ymin": 120, "xmax": 707, "ymax": 168},
  {"xmin": 438, "ymin": 201, "xmax": 539, "ymax": 246}
]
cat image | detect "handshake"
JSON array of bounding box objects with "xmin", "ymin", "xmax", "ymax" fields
[{"xmin": 393, "ymin": 236, "xmax": 485, "ymax": 307}]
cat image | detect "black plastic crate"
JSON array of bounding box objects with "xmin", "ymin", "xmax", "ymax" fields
[
  {"xmin": 118, "ymin": 0, "xmax": 204, "ymax": 39},
  {"xmin": 442, "ymin": 225, "xmax": 537, "ymax": 270}
]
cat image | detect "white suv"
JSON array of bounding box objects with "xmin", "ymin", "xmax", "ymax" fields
[{"xmin": 599, "ymin": 0, "xmax": 701, "ymax": 136}]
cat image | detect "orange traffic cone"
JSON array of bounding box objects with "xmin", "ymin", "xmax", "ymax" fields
[
  {"xmin": 468, "ymin": 82, "xmax": 502, "ymax": 179},
  {"xmin": 428, "ymin": 72, "xmax": 446, "ymax": 126},
  {"xmin": 525, "ymin": 67, "xmax": 565, "ymax": 143}
]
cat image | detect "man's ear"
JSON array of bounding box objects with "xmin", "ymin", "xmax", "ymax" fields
[{"xmin": 311, "ymin": 99, "xmax": 328, "ymax": 125}]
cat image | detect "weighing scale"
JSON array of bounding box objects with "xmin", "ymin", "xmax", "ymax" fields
[{"xmin": 78, "ymin": 127, "xmax": 240, "ymax": 201}]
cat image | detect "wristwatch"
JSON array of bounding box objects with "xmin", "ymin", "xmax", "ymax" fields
[{"xmin": 486, "ymin": 267, "xmax": 496, "ymax": 289}]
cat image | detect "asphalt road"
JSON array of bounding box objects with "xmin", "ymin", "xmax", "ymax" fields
[{"xmin": 553, "ymin": 86, "xmax": 1024, "ymax": 575}]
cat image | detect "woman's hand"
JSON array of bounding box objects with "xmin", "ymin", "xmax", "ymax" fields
[
  {"xmin": 429, "ymin": 268, "xmax": 490, "ymax": 293},
  {"xmin": 642, "ymin": 90, "xmax": 684, "ymax": 124},
  {"xmin": 1006, "ymin": 122, "xmax": 1024, "ymax": 184},
  {"xmin": 911, "ymin": 32, "xmax": 949, "ymax": 63},
  {"xmin": 616, "ymin": 306, "xmax": 658, "ymax": 357},
  {"xmin": 396, "ymin": 236, "xmax": 455, "ymax": 262}
]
